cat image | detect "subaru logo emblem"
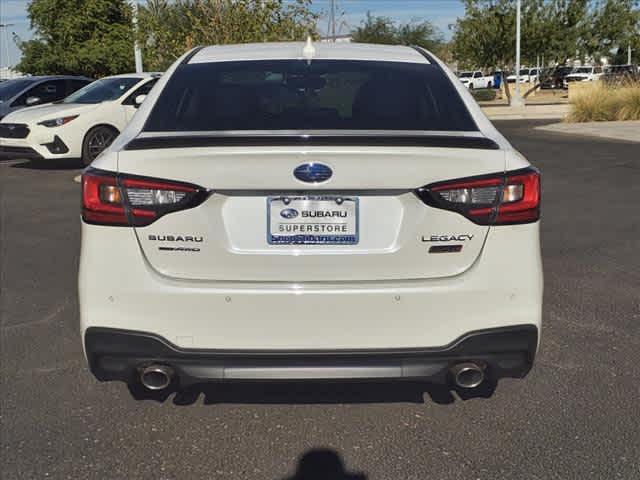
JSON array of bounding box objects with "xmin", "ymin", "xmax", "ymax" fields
[
  {"xmin": 293, "ymin": 163, "xmax": 332, "ymax": 183},
  {"xmin": 280, "ymin": 208, "xmax": 299, "ymax": 219}
]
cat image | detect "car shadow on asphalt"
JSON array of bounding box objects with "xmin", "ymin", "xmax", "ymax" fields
[
  {"xmin": 281, "ymin": 448, "xmax": 367, "ymax": 480},
  {"xmin": 127, "ymin": 380, "xmax": 497, "ymax": 405},
  {"xmin": 8, "ymin": 158, "xmax": 82, "ymax": 170}
]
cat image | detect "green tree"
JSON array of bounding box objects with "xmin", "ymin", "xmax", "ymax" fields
[
  {"xmin": 452, "ymin": 0, "xmax": 591, "ymax": 69},
  {"xmin": 138, "ymin": 0, "xmax": 318, "ymax": 71},
  {"xmin": 453, "ymin": 0, "xmax": 639, "ymax": 68},
  {"xmin": 532, "ymin": 0, "xmax": 590, "ymax": 64},
  {"xmin": 452, "ymin": 0, "xmax": 516, "ymax": 71},
  {"xmin": 351, "ymin": 13, "xmax": 397, "ymax": 45},
  {"xmin": 452, "ymin": 0, "xmax": 594, "ymax": 101},
  {"xmin": 395, "ymin": 19, "xmax": 444, "ymax": 51},
  {"xmin": 351, "ymin": 12, "xmax": 444, "ymax": 53},
  {"xmin": 585, "ymin": 0, "xmax": 640, "ymax": 63},
  {"xmin": 17, "ymin": 0, "xmax": 134, "ymax": 77},
  {"xmin": 136, "ymin": 0, "xmax": 194, "ymax": 72}
]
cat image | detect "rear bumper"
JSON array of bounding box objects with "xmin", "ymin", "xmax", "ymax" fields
[
  {"xmin": 85, "ymin": 325, "xmax": 538, "ymax": 386},
  {"xmin": 80, "ymin": 223, "xmax": 543, "ymax": 351}
]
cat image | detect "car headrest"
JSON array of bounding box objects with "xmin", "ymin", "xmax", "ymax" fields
[
  {"xmin": 352, "ymin": 77, "xmax": 421, "ymax": 124},
  {"xmin": 210, "ymin": 84, "xmax": 259, "ymax": 118}
]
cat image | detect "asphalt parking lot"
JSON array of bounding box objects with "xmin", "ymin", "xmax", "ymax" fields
[{"xmin": 1, "ymin": 120, "xmax": 639, "ymax": 480}]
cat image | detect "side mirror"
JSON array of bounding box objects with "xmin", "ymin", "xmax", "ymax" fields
[
  {"xmin": 134, "ymin": 94, "xmax": 147, "ymax": 108},
  {"xmin": 26, "ymin": 96, "xmax": 41, "ymax": 106}
]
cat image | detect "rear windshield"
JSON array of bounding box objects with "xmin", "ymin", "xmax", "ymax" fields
[{"xmin": 144, "ymin": 60, "xmax": 477, "ymax": 132}]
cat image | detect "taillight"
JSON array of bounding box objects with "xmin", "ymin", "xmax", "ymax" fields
[
  {"xmin": 415, "ymin": 167, "xmax": 540, "ymax": 225},
  {"xmin": 82, "ymin": 168, "xmax": 208, "ymax": 226}
]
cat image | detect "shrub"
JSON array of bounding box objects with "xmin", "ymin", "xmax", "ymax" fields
[
  {"xmin": 567, "ymin": 81, "xmax": 640, "ymax": 122},
  {"xmin": 617, "ymin": 84, "xmax": 640, "ymax": 121},
  {"xmin": 470, "ymin": 88, "xmax": 497, "ymax": 102}
]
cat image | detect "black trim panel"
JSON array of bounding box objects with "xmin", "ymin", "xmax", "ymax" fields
[
  {"xmin": 215, "ymin": 188, "xmax": 411, "ymax": 197},
  {"xmin": 0, "ymin": 123, "xmax": 30, "ymax": 139},
  {"xmin": 0, "ymin": 145, "xmax": 43, "ymax": 159},
  {"xmin": 85, "ymin": 325, "xmax": 538, "ymax": 385},
  {"xmin": 124, "ymin": 135, "xmax": 500, "ymax": 150},
  {"xmin": 42, "ymin": 135, "xmax": 69, "ymax": 154},
  {"xmin": 412, "ymin": 46, "xmax": 438, "ymax": 65},
  {"xmin": 181, "ymin": 46, "xmax": 204, "ymax": 65},
  {"xmin": 86, "ymin": 325, "xmax": 538, "ymax": 357}
]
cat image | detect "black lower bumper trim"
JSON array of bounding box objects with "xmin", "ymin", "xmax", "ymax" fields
[
  {"xmin": 85, "ymin": 326, "xmax": 538, "ymax": 387},
  {"xmin": 0, "ymin": 145, "xmax": 43, "ymax": 159},
  {"xmin": 42, "ymin": 135, "xmax": 69, "ymax": 154}
]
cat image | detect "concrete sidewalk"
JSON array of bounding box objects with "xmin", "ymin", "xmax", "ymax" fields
[
  {"xmin": 536, "ymin": 120, "xmax": 640, "ymax": 143},
  {"xmin": 481, "ymin": 103, "xmax": 570, "ymax": 120}
]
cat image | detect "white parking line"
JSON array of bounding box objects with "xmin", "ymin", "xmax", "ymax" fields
[{"xmin": 73, "ymin": 175, "xmax": 81, "ymax": 183}]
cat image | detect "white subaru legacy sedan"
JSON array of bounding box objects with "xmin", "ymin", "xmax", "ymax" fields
[{"xmin": 79, "ymin": 42, "xmax": 542, "ymax": 394}]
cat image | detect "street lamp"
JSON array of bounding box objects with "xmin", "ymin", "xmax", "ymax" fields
[
  {"xmin": 330, "ymin": 0, "xmax": 336, "ymax": 41},
  {"xmin": 0, "ymin": 23, "xmax": 16, "ymax": 76},
  {"xmin": 132, "ymin": 2, "xmax": 143, "ymax": 73},
  {"xmin": 511, "ymin": 0, "xmax": 525, "ymax": 107}
]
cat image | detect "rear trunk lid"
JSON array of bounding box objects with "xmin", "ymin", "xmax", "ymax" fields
[{"xmin": 118, "ymin": 144, "xmax": 504, "ymax": 282}]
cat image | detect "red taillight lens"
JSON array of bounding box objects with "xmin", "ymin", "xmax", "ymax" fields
[
  {"xmin": 82, "ymin": 171, "xmax": 128, "ymax": 226},
  {"xmin": 82, "ymin": 168, "xmax": 207, "ymax": 226},
  {"xmin": 415, "ymin": 167, "xmax": 540, "ymax": 225},
  {"xmin": 495, "ymin": 169, "xmax": 540, "ymax": 225}
]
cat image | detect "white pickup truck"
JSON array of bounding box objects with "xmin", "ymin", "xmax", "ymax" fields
[
  {"xmin": 563, "ymin": 66, "xmax": 604, "ymax": 88},
  {"xmin": 506, "ymin": 68, "xmax": 540, "ymax": 84},
  {"xmin": 458, "ymin": 70, "xmax": 494, "ymax": 89}
]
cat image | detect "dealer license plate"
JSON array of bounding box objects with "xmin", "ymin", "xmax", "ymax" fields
[{"xmin": 267, "ymin": 196, "xmax": 359, "ymax": 245}]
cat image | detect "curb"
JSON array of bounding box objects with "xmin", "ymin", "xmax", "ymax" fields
[{"xmin": 535, "ymin": 121, "xmax": 640, "ymax": 143}]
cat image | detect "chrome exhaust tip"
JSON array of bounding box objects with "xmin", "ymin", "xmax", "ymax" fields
[
  {"xmin": 450, "ymin": 362, "xmax": 485, "ymax": 389},
  {"xmin": 139, "ymin": 364, "xmax": 174, "ymax": 391}
]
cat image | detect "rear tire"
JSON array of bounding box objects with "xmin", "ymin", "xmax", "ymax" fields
[
  {"xmin": 487, "ymin": 81, "xmax": 492, "ymax": 88},
  {"xmin": 82, "ymin": 125, "xmax": 119, "ymax": 166}
]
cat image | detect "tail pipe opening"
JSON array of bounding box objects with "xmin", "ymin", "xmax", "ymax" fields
[
  {"xmin": 450, "ymin": 362, "xmax": 485, "ymax": 389},
  {"xmin": 139, "ymin": 364, "xmax": 174, "ymax": 390}
]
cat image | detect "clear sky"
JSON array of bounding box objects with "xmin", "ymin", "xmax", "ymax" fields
[{"xmin": 0, "ymin": 0, "xmax": 465, "ymax": 70}]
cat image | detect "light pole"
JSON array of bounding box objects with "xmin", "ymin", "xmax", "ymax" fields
[
  {"xmin": 0, "ymin": 23, "xmax": 15, "ymax": 77},
  {"xmin": 132, "ymin": 2, "xmax": 143, "ymax": 73},
  {"xmin": 511, "ymin": 0, "xmax": 524, "ymax": 107},
  {"xmin": 330, "ymin": 0, "xmax": 336, "ymax": 41}
]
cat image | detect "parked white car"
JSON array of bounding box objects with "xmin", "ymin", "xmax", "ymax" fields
[
  {"xmin": 506, "ymin": 68, "xmax": 539, "ymax": 83},
  {"xmin": 458, "ymin": 70, "xmax": 494, "ymax": 89},
  {"xmin": 80, "ymin": 41, "xmax": 542, "ymax": 395},
  {"xmin": 0, "ymin": 73, "xmax": 160, "ymax": 165},
  {"xmin": 563, "ymin": 66, "xmax": 604, "ymax": 88}
]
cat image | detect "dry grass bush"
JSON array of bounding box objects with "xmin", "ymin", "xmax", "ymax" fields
[
  {"xmin": 567, "ymin": 80, "xmax": 640, "ymax": 122},
  {"xmin": 616, "ymin": 84, "xmax": 640, "ymax": 121}
]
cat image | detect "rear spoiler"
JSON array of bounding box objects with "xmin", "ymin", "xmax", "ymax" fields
[{"xmin": 124, "ymin": 134, "xmax": 500, "ymax": 151}]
